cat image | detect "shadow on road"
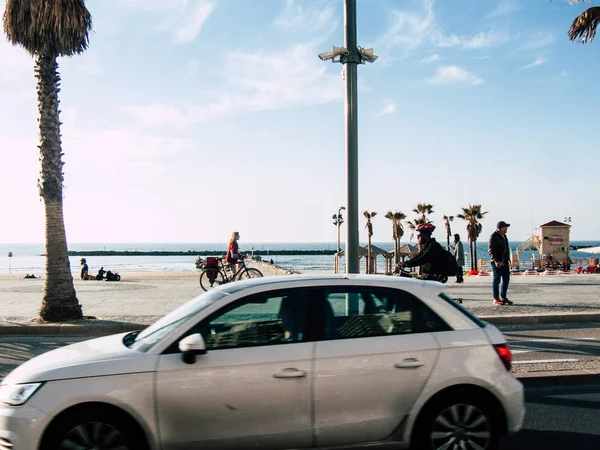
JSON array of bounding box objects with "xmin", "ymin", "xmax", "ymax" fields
[{"xmin": 502, "ymin": 429, "xmax": 600, "ymax": 449}]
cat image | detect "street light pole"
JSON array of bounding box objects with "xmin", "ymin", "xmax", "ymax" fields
[
  {"xmin": 318, "ymin": 0, "xmax": 377, "ymax": 274},
  {"xmin": 344, "ymin": 0, "xmax": 359, "ymax": 274}
]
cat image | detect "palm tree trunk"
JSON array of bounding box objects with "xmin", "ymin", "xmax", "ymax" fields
[
  {"xmin": 473, "ymin": 239, "xmax": 478, "ymax": 271},
  {"xmin": 36, "ymin": 53, "xmax": 82, "ymax": 322},
  {"xmin": 470, "ymin": 241, "xmax": 475, "ymax": 271},
  {"xmin": 367, "ymin": 236, "xmax": 371, "ymax": 273}
]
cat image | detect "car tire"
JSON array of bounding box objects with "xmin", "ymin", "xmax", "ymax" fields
[
  {"xmin": 412, "ymin": 392, "xmax": 499, "ymax": 450},
  {"xmin": 43, "ymin": 407, "xmax": 145, "ymax": 450}
]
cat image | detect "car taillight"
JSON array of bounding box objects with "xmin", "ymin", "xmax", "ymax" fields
[{"xmin": 493, "ymin": 343, "xmax": 512, "ymax": 371}]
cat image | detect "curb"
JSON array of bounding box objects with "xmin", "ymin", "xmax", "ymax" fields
[
  {"xmin": 0, "ymin": 321, "xmax": 147, "ymax": 337},
  {"xmin": 517, "ymin": 373, "xmax": 600, "ymax": 388},
  {"xmin": 480, "ymin": 312, "xmax": 600, "ymax": 326}
]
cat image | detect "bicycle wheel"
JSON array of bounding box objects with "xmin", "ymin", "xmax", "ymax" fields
[
  {"xmin": 237, "ymin": 268, "xmax": 263, "ymax": 281},
  {"xmin": 200, "ymin": 269, "xmax": 227, "ymax": 291}
]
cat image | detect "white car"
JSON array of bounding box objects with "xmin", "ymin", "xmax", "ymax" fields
[{"xmin": 0, "ymin": 274, "xmax": 524, "ymax": 450}]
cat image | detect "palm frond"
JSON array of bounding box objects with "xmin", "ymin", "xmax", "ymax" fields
[
  {"xmin": 4, "ymin": 0, "xmax": 92, "ymax": 56},
  {"xmin": 569, "ymin": 7, "xmax": 600, "ymax": 43}
]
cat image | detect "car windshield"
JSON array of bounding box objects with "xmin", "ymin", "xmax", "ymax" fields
[{"xmin": 128, "ymin": 290, "xmax": 226, "ymax": 352}]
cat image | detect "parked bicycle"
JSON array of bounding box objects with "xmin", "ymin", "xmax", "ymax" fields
[{"xmin": 199, "ymin": 256, "xmax": 263, "ymax": 291}]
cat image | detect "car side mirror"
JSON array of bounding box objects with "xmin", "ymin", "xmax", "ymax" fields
[{"xmin": 179, "ymin": 333, "xmax": 207, "ymax": 364}]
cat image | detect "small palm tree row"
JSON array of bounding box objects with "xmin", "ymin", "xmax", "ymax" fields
[
  {"xmin": 3, "ymin": 0, "xmax": 93, "ymax": 321},
  {"xmin": 385, "ymin": 211, "xmax": 406, "ymax": 264},
  {"xmin": 456, "ymin": 204, "xmax": 488, "ymax": 272},
  {"xmin": 357, "ymin": 203, "xmax": 488, "ymax": 274},
  {"xmin": 406, "ymin": 203, "xmax": 434, "ymax": 241},
  {"xmin": 363, "ymin": 211, "xmax": 377, "ymax": 273}
]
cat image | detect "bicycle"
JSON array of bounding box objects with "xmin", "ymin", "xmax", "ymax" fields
[{"xmin": 199, "ymin": 257, "xmax": 263, "ymax": 291}]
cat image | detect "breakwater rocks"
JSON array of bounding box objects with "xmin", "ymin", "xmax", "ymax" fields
[{"xmin": 65, "ymin": 250, "xmax": 337, "ymax": 256}]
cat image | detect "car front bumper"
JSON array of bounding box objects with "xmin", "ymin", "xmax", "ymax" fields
[{"xmin": 0, "ymin": 402, "xmax": 48, "ymax": 450}]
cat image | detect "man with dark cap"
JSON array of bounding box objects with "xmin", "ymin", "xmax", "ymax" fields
[{"xmin": 488, "ymin": 221, "xmax": 513, "ymax": 305}]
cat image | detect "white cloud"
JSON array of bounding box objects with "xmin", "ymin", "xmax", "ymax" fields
[
  {"xmin": 518, "ymin": 56, "xmax": 547, "ymax": 70},
  {"xmin": 0, "ymin": 35, "xmax": 34, "ymax": 79},
  {"xmin": 515, "ymin": 31, "xmax": 556, "ymax": 52},
  {"xmin": 486, "ymin": 1, "xmax": 524, "ymax": 19},
  {"xmin": 122, "ymin": 43, "xmax": 344, "ymax": 128},
  {"xmin": 76, "ymin": 54, "xmax": 103, "ymax": 75},
  {"xmin": 435, "ymin": 31, "xmax": 508, "ymax": 50},
  {"xmin": 422, "ymin": 54, "xmax": 441, "ymax": 63},
  {"xmin": 174, "ymin": 2, "xmax": 217, "ymax": 44},
  {"xmin": 274, "ymin": 0, "xmax": 336, "ymax": 31},
  {"xmin": 376, "ymin": 0, "xmax": 436, "ymax": 58},
  {"xmin": 123, "ymin": 0, "xmax": 217, "ymax": 44},
  {"xmin": 428, "ymin": 65, "xmax": 483, "ymax": 86},
  {"xmin": 377, "ymin": 101, "xmax": 396, "ymax": 116}
]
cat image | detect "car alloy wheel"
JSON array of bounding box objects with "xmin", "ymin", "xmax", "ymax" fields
[
  {"xmin": 61, "ymin": 421, "xmax": 129, "ymax": 450},
  {"xmin": 429, "ymin": 403, "xmax": 492, "ymax": 450}
]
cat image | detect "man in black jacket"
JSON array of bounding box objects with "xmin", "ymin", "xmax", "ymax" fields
[
  {"xmin": 397, "ymin": 223, "xmax": 447, "ymax": 280},
  {"xmin": 488, "ymin": 221, "xmax": 513, "ymax": 305}
]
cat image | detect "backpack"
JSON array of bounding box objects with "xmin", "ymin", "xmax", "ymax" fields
[
  {"xmin": 444, "ymin": 249, "xmax": 459, "ymax": 276},
  {"xmin": 205, "ymin": 257, "xmax": 219, "ymax": 280}
]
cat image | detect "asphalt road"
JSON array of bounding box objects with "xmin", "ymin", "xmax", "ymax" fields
[
  {"xmin": 501, "ymin": 385, "xmax": 600, "ymax": 449},
  {"xmin": 500, "ymin": 322, "xmax": 600, "ymax": 374}
]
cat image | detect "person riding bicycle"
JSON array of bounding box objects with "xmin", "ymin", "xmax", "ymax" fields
[{"xmin": 395, "ymin": 223, "xmax": 447, "ymax": 281}]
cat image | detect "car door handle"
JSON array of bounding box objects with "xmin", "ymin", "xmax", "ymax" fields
[
  {"xmin": 274, "ymin": 368, "xmax": 307, "ymax": 378},
  {"xmin": 395, "ymin": 359, "xmax": 425, "ymax": 369}
]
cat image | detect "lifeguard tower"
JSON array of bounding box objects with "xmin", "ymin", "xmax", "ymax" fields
[{"xmin": 514, "ymin": 220, "xmax": 571, "ymax": 269}]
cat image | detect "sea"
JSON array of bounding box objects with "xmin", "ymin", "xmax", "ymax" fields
[{"xmin": 0, "ymin": 241, "xmax": 599, "ymax": 276}]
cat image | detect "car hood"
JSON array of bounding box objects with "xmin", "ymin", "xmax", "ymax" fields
[{"xmin": 2, "ymin": 333, "xmax": 157, "ymax": 384}]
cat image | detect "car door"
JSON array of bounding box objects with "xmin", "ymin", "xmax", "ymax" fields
[
  {"xmin": 313, "ymin": 286, "xmax": 447, "ymax": 447},
  {"xmin": 155, "ymin": 289, "xmax": 314, "ymax": 450}
]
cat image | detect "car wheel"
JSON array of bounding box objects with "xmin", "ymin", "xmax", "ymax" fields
[
  {"xmin": 413, "ymin": 393, "xmax": 499, "ymax": 450},
  {"xmin": 43, "ymin": 407, "xmax": 144, "ymax": 450}
]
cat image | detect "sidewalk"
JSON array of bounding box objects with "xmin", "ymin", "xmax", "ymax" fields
[{"xmin": 1, "ymin": 269, "xmax": 599, "ymax": 334}]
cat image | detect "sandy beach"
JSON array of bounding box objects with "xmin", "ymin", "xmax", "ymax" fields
[{"xmin": 1, "ymin": 259, "xmax": 600, "ymax": 324}]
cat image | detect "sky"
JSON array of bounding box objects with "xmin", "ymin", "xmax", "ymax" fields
[{"xmin": 0, "ymin": 0, "xmax": 598, "ymax": 245}]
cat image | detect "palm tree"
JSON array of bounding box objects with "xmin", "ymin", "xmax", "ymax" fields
[
  {"xmin": 363, "ymin": 211, "xmax": 377, "ymax": 273},
  {"xmin": 443, "ymin": 215, "xmax": 454, "ymax": 251},
  {"xmin": 567, "ymin": 1, "xmax": 600, "ymax": 43},
  {"xmin": 406, "ymin": 203, "xmax": 434, "ymax": 242},
  {"xmin": 385, "ymin": 210, "xmax": 406, "ymax": 264},
  {"xmin": 413, "ymin": 203, "xmax": 434, "ymax": 221},
  {"xmin": 406, "ymin": 216, "xmax": 428, "ymax": 242},
  {"xmin": 457, "ymin": 204, "xmax": 488, "ymax": 272},
  {"xmin": 3, "ymin": 0, "xmax": 92, "ymax": 321}
]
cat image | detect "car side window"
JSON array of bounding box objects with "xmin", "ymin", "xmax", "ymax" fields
[
  {"xmin": 198, "ymin": 290, "xmax": 309, "ymax": 350},
  {"xmin": 322, "ymin": 287, "xmax": 449, "ymax": 340}
]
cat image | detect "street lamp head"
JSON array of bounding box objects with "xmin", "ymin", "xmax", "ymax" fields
[
  {"xmin": 359, "ymin": 47, "xmax": 378, "ymax": 63},
  {"xmin": 318, "ymin": 45, "xmax": 348, "ymax": 62},
  {"xmin": 318, "ymin": 51, "xmax": 335, "ymax": 61}
]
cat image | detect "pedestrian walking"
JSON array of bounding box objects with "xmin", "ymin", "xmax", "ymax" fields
[
  {"xmin": 453, "ymin": 234, "xmax": 465, "ymax": 283},
  {"xmin": 488, "ymin": 221, "xmax": 513, "ymax": 306}
]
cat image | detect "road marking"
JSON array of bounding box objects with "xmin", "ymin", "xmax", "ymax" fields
[{"xmin": 513, "ymin": 358, "xmax": 580, "ymax": 365}]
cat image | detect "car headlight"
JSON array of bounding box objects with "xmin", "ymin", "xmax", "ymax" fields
[{"xmin": 0, "ymin": 383, "xmax": 43, "ymax": 406}]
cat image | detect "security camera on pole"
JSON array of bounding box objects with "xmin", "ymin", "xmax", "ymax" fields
[{"xmin": 318, "ymin": 0, "xmax": 378, "ymax": 275}]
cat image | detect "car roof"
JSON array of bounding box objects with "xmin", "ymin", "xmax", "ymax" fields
[{"xmin": 219, "ymin": 273, "xmax": 446, "ymax": 296}]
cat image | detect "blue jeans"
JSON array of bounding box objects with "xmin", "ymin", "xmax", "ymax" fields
[{"xmin": 491, "ymin": 263, "xmax": 510, "ymax": 299}]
